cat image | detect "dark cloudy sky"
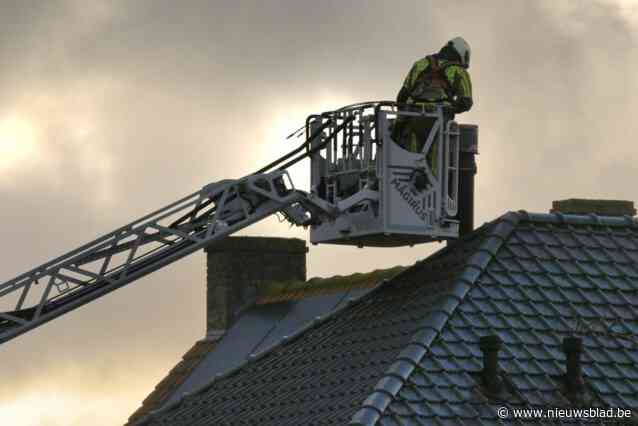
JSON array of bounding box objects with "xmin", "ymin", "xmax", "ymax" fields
[{"xmin": 1, "ymin": 1, "xmax": 637, "ymax": 425}]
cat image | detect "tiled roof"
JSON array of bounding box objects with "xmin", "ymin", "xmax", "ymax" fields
[{"xmin": 134, "ymin": 211, "xmax": 638, "ymax": 426}]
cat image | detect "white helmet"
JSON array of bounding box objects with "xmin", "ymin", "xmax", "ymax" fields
[{"xmin": 449, "ymin": 37, "xmax": 471, "ymax": 68}]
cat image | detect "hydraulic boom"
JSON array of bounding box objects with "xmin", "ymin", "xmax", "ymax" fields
[{"xmin": 0, "ymin": 115, "xmax": 352, "ymax": 345}]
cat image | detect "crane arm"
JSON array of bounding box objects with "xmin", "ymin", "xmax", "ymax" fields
[{"xmin": 0, "ymin": 171, "xmax": 323, "ymax": 345}]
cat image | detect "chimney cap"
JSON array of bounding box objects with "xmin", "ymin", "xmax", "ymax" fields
[
  {"xmin": 205, "ymin": 236, "xmax": 307, "ymax": 254},
  {"xmin": 551, "ymin": 199, "xmax": 636, "ymax": 217}
]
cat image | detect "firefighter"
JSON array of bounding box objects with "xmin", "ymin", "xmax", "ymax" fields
[{"xmin": 393, "ymin": 37, "xmax": 473, "ymax": 177}]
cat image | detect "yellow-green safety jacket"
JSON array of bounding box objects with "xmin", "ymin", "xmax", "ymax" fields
[{"xmin": 397, "ymin": 55, "xmax": 473, "ymax": 114}]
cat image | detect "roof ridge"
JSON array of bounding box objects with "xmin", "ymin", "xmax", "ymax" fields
[
  {"xmin": 132, "ymin": 267, "xmax": 407, "ymax": 426},
  {"xmin": 349, "ymin": 211, "xmax": 522, "ymax": 426}
]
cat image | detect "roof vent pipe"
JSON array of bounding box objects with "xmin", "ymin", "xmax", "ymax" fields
[
  {"xmin": 563, "ymin": 336, "xmax": 585, "ymax": 395},
  {"xmin": 479, "ymin": 334, "xmax": 502, "ymax": 394}
]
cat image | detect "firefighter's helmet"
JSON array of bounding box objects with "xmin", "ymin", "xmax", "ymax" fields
[{"xmin": 448, "ymin": 37, "xmax": 471, "ymax": 68}]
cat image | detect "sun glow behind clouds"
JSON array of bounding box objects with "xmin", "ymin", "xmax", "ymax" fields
[
  {"xmin": 0, "ymin": 88, "xmax": 115, "ymax": 202},
  {"xmin": 0, "ymin": 115, "xmax": 40, "ymax": 174}
]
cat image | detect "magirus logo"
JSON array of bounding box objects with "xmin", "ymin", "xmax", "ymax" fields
[{"xmin": 390, "ymin": 178, "xmax": 429, "ymax": 222}]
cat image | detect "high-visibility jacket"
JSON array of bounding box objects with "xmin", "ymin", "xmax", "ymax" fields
[{"xmin": 397, "ymin": 55, "xmax": 473, "ymax": 113}]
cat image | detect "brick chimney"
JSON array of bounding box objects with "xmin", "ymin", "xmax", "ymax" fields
[
  {"xmin": 204, "ymin": 236, "xmax": 307, "ymax": 340},
  {"xmin": 551, "ymin": 199, "xmax": 636, "ymax": 217}
]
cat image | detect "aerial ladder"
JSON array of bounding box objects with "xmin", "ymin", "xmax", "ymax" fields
[{"xmin": 0, "ymin": 101, "xmax": 478, "ymax": 345}]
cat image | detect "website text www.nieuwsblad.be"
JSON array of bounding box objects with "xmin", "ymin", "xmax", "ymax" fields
[{"xmin": 497, "ymin": 406, "xmax": 632, "ymax": 421}]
